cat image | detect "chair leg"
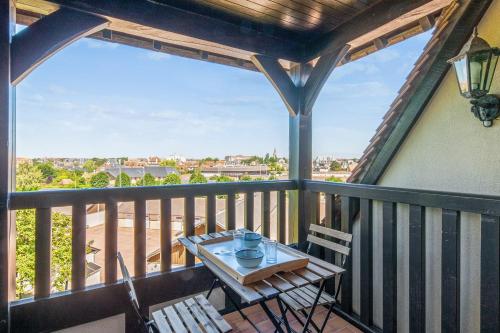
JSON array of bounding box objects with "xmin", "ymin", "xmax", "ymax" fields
[
  {"xmin": 207, "ymin": 278, "xmax": 219, "ymax": 299},
  {"xmin": 277, "ymin": 297, "xmax": 293, "ymax": 333},
  {"xmin": 319, "ymin": 303, "xmax": 335, "ymax": 333},
  {"xmin": 301, "ymin": 280, "xmax": 326, "ymax": 333}
]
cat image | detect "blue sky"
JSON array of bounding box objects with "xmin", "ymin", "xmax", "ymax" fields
[{"xmin": 16, "ymin": 30, "xmax": 432, "ymax": 159}]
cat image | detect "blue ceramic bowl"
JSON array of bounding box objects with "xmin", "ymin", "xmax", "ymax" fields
[
  {"xmin": 235, "ymin": 249, "xmax": 264, "ymax": 268},
  {"xmin": 243, "ymin": 232, "xmax": 262, "ymax": 248}
]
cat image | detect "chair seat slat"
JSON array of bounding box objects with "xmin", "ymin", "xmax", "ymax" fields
[
  {"xmin": 152, "ymin": 310, "xmax": 172, "ymax": 333},
  {"xmin": 194, "ymin": 295, "xmax": 232, "ymax": 332}
]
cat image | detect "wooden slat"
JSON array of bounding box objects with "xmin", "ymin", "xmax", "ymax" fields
[
  {"xmin": 199, "ymin": 234, "xmax": 212, "ymax": 240},
  {"xmin": 184, "ymin": 196, "xmax": 195, "ymax": 267},
  {"xmin": 277, "ymin": 243, "xmax": 344, "ymax": 274},
  {"xmin": 245, "ymin": 192, "xmax": 254, "ymax": 231},
  {"xmin": 160, "ymin": 198, "xmax": 172, "ymax": 271},
  {"xmin": 163, "ymin": 305, "xmax": 188, "ymax": 333},
  {"xmin": 251, "ymin": 281, "xmax": 280, "ymax": 298},
  {"xmin": 293, "ymin": 288, "xmax": 316, "ymax": 305},
  {"xmin": 194, "ymin": 295, "xmax": 232, "ymax": 333},
  {"xmin": 292, "ymin": 268, "xmax": 321, "ymax": 283},
  {"xmin": 277, "ymin": 272, "xmax": 308, "ymax": 287},
  {"xmin": 277, "ymin": 190, "xmax": 287, "ymax": 243},
  {"xmin": 442, "ymin": 209, "xmax": 460, "ymax": 332},
  {"xmin": 105, "ymin": 201, "xmax": 118, "ymax": 284},
  {"xmin": 261, "ymin": 191, "xmax": 271, "ymax": 238},
  {"xmin": 324, "ymin": 194, "xmax": 334, "ymax": 229},
  {"xmin": 480, "ymin": 214, "xmax": 500, "ymax": 332},
  {"xmin": 209, "ymin": 232, "xmax": 223, "ymax": 238},
  {"xmin": 184, "ymin": 298, "xmax": 218, "ymax": 333},
  {"xmin": 226, "ymin": 193, "xmax": 236, "ymax": 231},
  {"xmin": 263, "ymin": 275, "xmax": 295, "ymax": 292},
  {"xmin": 304, "ymin": 285, "xmax": 335, "ymax": 304},
  {"xmin": 188, "ymin": 235, "xmax": 204, "ymax": 244},
  {"xmin": 286, "ymin": 290, "xmax": 311, "ymax": 309},
  {"xmin": 309, "ymin": 224, "xmax": 352, "ymax": 242},
  {"xmin": 340, "ymin": 196, "xmax": 356, "ymax": 312},
  {"xmin": 71, "ymin": 203, "xmax": 86, "ymax": 291},
  {"xmin": 305, "ymin": 263, "xmax": 334, "ymax": 279},
  {"xmin": 306, "ymin": 234, "xmax": 350, "ymax": 256},
  {"xmin": 279, "ymin": 293, "xmax": 303, "ymax": 312},
  {"xmin": 409, "ymin": 204, "xmax": 425, "ymax": 332},
  {"xmin": 174, "ymin": 301, "xmax": 202, "ymax": 333},
  {"xmin": 152, "ymin": 309, "xmax": 172, "ymax": 333},
  {"xmin": 35, "ymin": 207, "xmax": 51, "ymax": 298},
  {"xmin": 206, "ymin": 195, "xmax": 216, "ymax": 234},
  {"xmin": 360, "ymin": 198, "xmax": 373, "ymax": 325},
  {"xmin": 134, "ymin": 200, "xmax": 146, "ymax": 277},
  {"xmin": 383, "ymin": 201, "xmax": 397, "ymax": 333}
]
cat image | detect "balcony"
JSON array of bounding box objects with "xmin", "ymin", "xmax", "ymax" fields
[
  {"xmin": 1, "ymin": 0, "xmax": 500, "ymax": 332},
  {"xmin": 5, "ymin": 179, "xmax": 499, "ymax": 332}
]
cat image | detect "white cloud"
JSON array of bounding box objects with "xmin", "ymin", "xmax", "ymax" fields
[{"xmin": 145, "ymin": 52, "xmax": 171, "ymax": 61}]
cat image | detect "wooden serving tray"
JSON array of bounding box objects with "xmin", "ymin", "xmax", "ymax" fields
[{"xmin": 197, "ymin": 236, "xmax": 309, "ymax": 285}]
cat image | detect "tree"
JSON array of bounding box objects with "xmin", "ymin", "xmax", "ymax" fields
[
  {"xmin": 90, "ymin": 172, "xmax": 110, "ymax": 188},
  {"xmin": 330, "ymin": 160, "xmax": 343, "ymax": 171},
  {"xmin": 189, "ymin": 171, "xmax": 207, "ymax": 184},
  {"xmin": 82, "ymin": 160, "xmax": 97, "ymax": 173},
  {"xmin": 115, "ymin": 172, "xmax": 131, "ymax": 187},
  {"xmin": 35, "ymin": 162, "xmax": 57, "ymax": 181},
  {"xmin": 138, "ymin": 173, "xmax": 156, "ymax": 186},
  {"xmin": 160, "ymin": 159, "xmax": 178, "ymax": 169},
  {"xmin": 163, "ymin": 173, "xmax": 181, "ymax": 185},
  {"xmin": 239, "ymin": 175, "xmax": 252, "ymax": 181},
  {"xmin": 16, "ymin": 162, "xmax": 43, "ymax": 191},
  {"xmin": 215, "ymin": 175, "xmax": 232, "ymax": 183},
  {"xmin": 326, "ymin": 176, "xmax": 343, "ymax": 182},
  {"xmin": 16, "ymin": 210, "xmax": 72, "ymax": 297}
]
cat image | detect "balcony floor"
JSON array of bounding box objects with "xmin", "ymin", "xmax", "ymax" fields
[{"xmin": 223, "ymin": 300, "xmax": 361, "ymax": 333}]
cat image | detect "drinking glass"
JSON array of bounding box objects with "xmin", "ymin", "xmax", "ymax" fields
[
  {"xmin": 264, "ymin": 239, "xmax": 277, "ymax": 264},
  {"xmin": 233, "ymin": 230, "xmax": 244, "ymax": 252}
]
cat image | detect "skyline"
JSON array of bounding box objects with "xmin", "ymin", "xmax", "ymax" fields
[{"xmin": 16, "ymin": 27, "xmax": 432, "ymax": 159}]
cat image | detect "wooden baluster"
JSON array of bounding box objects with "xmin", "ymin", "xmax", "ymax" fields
[
  {"xmin": 35, "ymin": 207, "xmax": 51, "ymax": 298},
  {"xmin": 105, "ymin": 201, "xmax": 118, "ymax": 284},
  {"xmin": 160, "ymin": 198, "xmax": 172, "ymax": 272},
  {"xmin": 324, "ymin": 194, "xmax": 334, "ymax": 229},
  {"xmin": 360, "ymin": 198, "xmax": 373, "ymax": 326},
  {"xmin": 383, "ymin": 201, "xmax": 397, "ymax": 333},
  {"xmin": 245, "ymin": 192, "xmax": 254, "ymax": 231},
  {"xmin": 409, "ymin": 205, "xmax": 426, "ymax": 332},
  {"xmin": 134, "ymin": 200, "xmax": 146, "ymax": 277},
  {"xmin": 184, "ymin": 196, "xmax": 195, "ymax": 266},
  {"xmin": 340, "ymin": 196, "xmax": 357, "ymax": 313},
  {"xmin": 261, "ymin": 191, "xmax": 270, "ymax": 238},
  {"xmin": 277, "ymin": 190, "xmax": 286, "ymax": 244},
  {"xmin": 72, "ymin": 203, "xmax": 87, "ymax": 291},
  {"xmin": 480, "ymin": 214, "xmax": 499, "ymax": 332},
  {"xmin": 206, "ymin": 195, "xmax": 216, "ymax": 234},
  {"xmin": 226, "ymin": 193, "xmax": 236, "ymax": 231}
]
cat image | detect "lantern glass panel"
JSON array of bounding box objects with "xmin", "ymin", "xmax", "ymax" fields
[
  {"xmin": 453, "ymin": 56, "xmax": 470, "ymax": 96},
  {"xmin": 485, "ymin": 51, "xmax": 499, "ymax": 92},
  {"xmin": 469, "ymin": 50, "xmax": 492, "ymax": 97}
]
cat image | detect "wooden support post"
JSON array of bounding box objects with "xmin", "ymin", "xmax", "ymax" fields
[
  {"xmin": 71, "ymin": 203, "xmax": 87, "ymax": 291},
  {"xmin": 251, "ymin": 47, "xmax": 348, "ymax": 247},
  {"xmin": 134, "ymin": 200, "xmax": 147, "ymax": 277},
  {"xmin": 383, "ymin": 201, "xmax": 397, "ymax": 333},
  {"xmin": 480, "ymin": 214, "xmax": 499, "ymax": 332},
  {"xmin": 409, "ymin": 205, "xmax": 425, "ymax": 333},
  {"xmin": 340, "ymin": 196, "xmax": 358, "ymax": 313},
  {"xmin": 0, "ymin": 1, "xmax": 14, "ymax": 330},
  {"xmin": 360, "ymin": 199, "xmax": 373, "ymax": 326}
]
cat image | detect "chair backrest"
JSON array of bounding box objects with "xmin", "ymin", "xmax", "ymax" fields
[
  {"xmin": 306, "ymin": 224, "xmax": 352, "ymax": 268},
  {"xmin": 117, "ymin": 252, "xmax": 141, "ymax": 314}
]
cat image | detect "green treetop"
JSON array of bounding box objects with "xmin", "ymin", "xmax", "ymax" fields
[
  {"xmin": 16, "ymin": 162, "xmax": 43, "ymax": 192},
  {"xmin": 330, "ymin": 160, "xmax": 343, "ymax": 171},
  {"xmin": 138, "ymin": 173, "xmax": 156, "ymax": 186},
  {"xmin": 90, "ymin": 172, "xmax": 110, "ymax": 188},
  {"xmin": 189, "ymin": 171, "xmax": 207, "ymax": 184},
  {"xmin": 163, "ymin": 173, "xmax": 181, "ymax": 185},
  {"xmin": 115, "ymin": 172, "xmax": 131, "ymax": 187}
]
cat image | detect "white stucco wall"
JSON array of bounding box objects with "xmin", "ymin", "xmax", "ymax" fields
[{"xmin": 353, "ymin": 1, "xmax": 500, "ymax": 332}]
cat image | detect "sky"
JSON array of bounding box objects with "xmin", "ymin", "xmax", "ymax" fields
[{"xmin": 16, "ymin": 28, "xmax": 433, "ymax": 159}]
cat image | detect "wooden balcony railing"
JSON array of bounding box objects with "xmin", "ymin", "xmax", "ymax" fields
[
  {"xmin": 6, "ymin": 180, "xmax": 500, "ymax": 332},
  {"xmin": 8, "ymin": 180, "xmax": 295, "ymax": 332},
  {"xmin": 303, "ymin": 180, "xmax": 500, "ymax": 333}
]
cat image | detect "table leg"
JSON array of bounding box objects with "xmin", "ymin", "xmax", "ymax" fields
[
  {"xmin": 260, "ymin": 300, "xmax": 286, "ymax": 333},
  {"xmin": 277, "ymin": 297, "xmax": 292, "ymax": 333}
]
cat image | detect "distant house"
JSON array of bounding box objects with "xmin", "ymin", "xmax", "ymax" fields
[
  {"xmin": 201, "ymin": 165, "xmax": 268, "ymax": 177},
  {"xmin": 106, "ymin": 166, "xmax": 177, "ymax": 183}
]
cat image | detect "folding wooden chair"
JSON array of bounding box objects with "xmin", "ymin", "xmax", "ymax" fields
[
  {"xmin": 117, "ymin": 252, "xmax": 232, "ymax": 333},
  {"xmin": 278, "ymin": 224, "xmax": 352, "ymax": 333}
]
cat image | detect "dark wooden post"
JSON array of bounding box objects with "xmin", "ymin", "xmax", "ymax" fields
[
  {"xmin": 251, "ymin": 46, "xmax": 348, "ymax": 246},
  {"xmin": 0, "ymin": 1, "xmax": 14, "ymax": 330}
]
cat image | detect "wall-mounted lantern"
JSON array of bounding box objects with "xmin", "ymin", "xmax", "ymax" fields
[{"xmin": 448, "ymin": 28, "xmax": 499, "ymax": 127}]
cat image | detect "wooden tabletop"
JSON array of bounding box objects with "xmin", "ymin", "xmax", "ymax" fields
[{"xmin": 178, "ymin": 230, "xmax": 344, "ymax": 305}]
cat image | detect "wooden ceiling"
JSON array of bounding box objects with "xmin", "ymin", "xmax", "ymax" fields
[{"xmin": 15, "ymin": 0, "xmax": 454, "ymax": 71}]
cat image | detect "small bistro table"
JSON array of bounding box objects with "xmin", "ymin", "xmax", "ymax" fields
[{"xmin": 179, "ymin": 230, "xmax": 345, "ymax": 333}]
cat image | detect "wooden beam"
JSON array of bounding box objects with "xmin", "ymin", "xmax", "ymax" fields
[
  {"xmin": 10, "ymin": 8, "xmax": 108, "ymax": 84},
  {"xmin": 43, "ymin": 0, "xmax": 304, "ymax": 62},
  {"xmin": 303, "ymin": 45, "xmax": 350, "ymax": 113},
  {"xmin": 304, "ymin": 0, "xmax": 451, "ymax": 61},
  {"xmin": 360, "ymin": 0, "xmax": 493, "ymax": 184},
  {"xmin": 250, "ymin": 55, "xmax": 299, "ymax": 116},
  {"xmin": 0, "ymin": 0, "xmax": 15, "ymax": 330}
]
